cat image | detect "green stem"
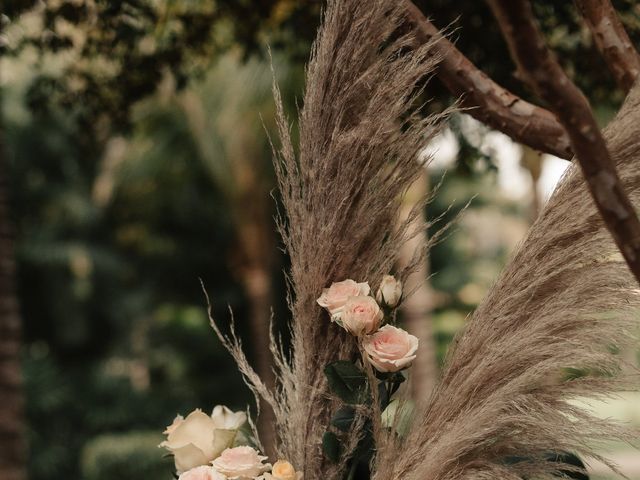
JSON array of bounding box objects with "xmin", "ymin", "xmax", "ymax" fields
[{"xmin": 346, "ymin": 461, "xmax": 358, "ymax": 480}]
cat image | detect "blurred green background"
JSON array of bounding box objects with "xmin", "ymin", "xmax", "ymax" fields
[{"xmin": 2, "ymin": 1, "xmax": 639, "ymax": 479}]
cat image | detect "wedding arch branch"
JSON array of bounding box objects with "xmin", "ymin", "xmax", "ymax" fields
[
  {"xmin": 574, "ymin": 0, "xmax": 640, "ymax": 94},
  {"xmin": 488, "ymin": 0, "xmax": 640, "ymax": 285},
  {"xmin": 402, "ymin": 0, "xmax": 573, "ymax": 160}
]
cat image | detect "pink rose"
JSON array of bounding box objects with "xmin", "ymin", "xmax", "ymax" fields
[
  {"xmin": 363, "ymin": 325, "xmax": 418, "ymax": 372},
  {"xmin": 212, "ymin": 446, "xmax": 271, "ymax": 479},
  {"xmin": 340, "ymin": 296, "xmax": 383, "ymax": 336},
  {"xmin": 317, "ymin": 279, "xmax": 370, "ymax": 319},
  {"xmin": 179, "ymin": 466, "xmax": 226, "ymax": 480}
]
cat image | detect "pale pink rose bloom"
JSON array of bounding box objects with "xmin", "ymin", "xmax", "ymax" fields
[
  {"xmin": 179, "ymin": 466, "xmax": 226, "ymax": 480},
  {"xmin": 212, "ymin": 446, "xmax": 271, "ymax": 479},
  {"xmin": 375, "ymin": 275, "xmax": 402, "ymax": 308},
  {"xmin": 316, "ymin": 279, "xmax": 370, "ymax": 318},
  {"xmin": 341, "ymin": 296, "xmax": 383, "ymax": 336},
  {"xmin": 363, "ymin": 325, "xmax": 418, "ymax": 372}
]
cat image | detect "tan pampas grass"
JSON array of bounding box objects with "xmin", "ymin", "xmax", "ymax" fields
[
  {"xmin": 374, "ymin": 85, "xmax": 640, "ymax": 480},
  {"xmin": 270, "ymin": 0, "xmax": 448, "ymax": 473},
  {"xmin": 208, "ymin": 0, "xmax": 448, "ymax": 478}
]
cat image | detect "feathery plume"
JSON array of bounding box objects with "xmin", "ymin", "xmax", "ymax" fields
[
  {"xmin": 210, "ymin": 0, "xmax": 448, "ymax": 477},
  {"xmin": 376, "ymin": 83, "xmax": 640, "ymax": 480},
  {"xmin": 270, "ymin": 0, "xmax": 448, "ymax": 475}
]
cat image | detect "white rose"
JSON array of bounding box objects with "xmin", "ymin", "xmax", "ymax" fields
[
  {"xmin": 260, "ymin": 460, "xmax": 302, "ymax": 480},
  {"xmin": 375, "ymin": 275, "xmax": 402, "ymax": 308},
  {"xmin": 160, "ymin": 407, "xmax": 245, "ymax": 473},
  {"xmin": 340, "ymin": 296, "xmax": 383, "ymax": 336},
  {"xmin": 316, "ymin": 279, "xmax": 370, "ymax": 319},
  {"xmin": 212, "ymin": 446, "xmax": 271, "ymax": 479},
  {"xmin": 178, "ymin": 465, "xmax": 227, "ymax": 480},
  {"xmin": 164, "ymin": 414, "xmax": 185, "ymax": 435},
  {"xmin": 362, "ymin": 325, "xmax": 418, "ymax": 372},
  {"xmin": 211, "ymin": 405, "xmax": 247, "ymax": 430}
]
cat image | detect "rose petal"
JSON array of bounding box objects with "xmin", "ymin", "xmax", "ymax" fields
[
  {"xmin": 172, "ymin": 443, "xmax": 211, "ymax": 474},
  {"xmin": 164, "ymin": 410, "xmax": 218, "ymax": 453},
  {"xmin": 211, "ymin": 428, "xmax": 237, "ymax": 458}
]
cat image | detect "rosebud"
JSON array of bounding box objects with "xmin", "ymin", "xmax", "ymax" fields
[
  {"xmin": 266, "ymin": 460, "xmax": 302, "ymax": 480},
  {"xmin": 376, "ymin": 275, "xmax": 402, "ymax": 308}
]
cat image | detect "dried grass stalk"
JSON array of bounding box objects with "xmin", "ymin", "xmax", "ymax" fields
[
  {"xmin": 209, "ymin": 0, "xmax": 448, "ymax": 477},
  {"xmin": 270, "ymin": 1, "xmax": 451, "ymax": 475},
  {"xmin": 376, "ymin": 84, "xmax": 640, "ymax": 480}
]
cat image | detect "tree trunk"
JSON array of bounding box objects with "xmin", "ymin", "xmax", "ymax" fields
[
  {"xmin": 398, "ymin": 170, "xmax": 439, "ymax": 399},
  {"xmin": 241, "ymin": 267, "xmax": 277, "ymax": 457},
  {"xmin": 520, "ymin": 144, "xmax": 543, "ymax": 221},
  {"xmin": 0, "ymin": 131, "xmax": 27, "ymax": 480}
]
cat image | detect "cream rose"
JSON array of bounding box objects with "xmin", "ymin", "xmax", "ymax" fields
[
  {"xmin": 212, "ymin": 446, "xmax": 271, "ymax": 479},
  {"xmin": 261, "ymin": 460, "xmax": 302, "ymax": 480},
  {"xmin": 178, "ymin": 466, "xmax": 227, "ymax": 480},
  {"xmin": 160, "ymin": 407, "xmax": 246, "ymax": 473},
  {"xmin": 164, "ymin": 414, "xmax": 185, "ymax": 435},
  {"xmin": 362, "ymin": 325, "xmax": 418, "ymax": 372},
  {"xmin": 211, "ymin": 405, "xmax": 247, "ymax": 430},
  {"xmin": 340, "ymin": 296, "xmax": 383, "ymax": 336},
  {"xmin": 376, "ymin": 275, "xmax": 402, "ymax": 308},
  {"xmin": 317, "ymin": 279, "xmax": 370, "ymax": 319}
]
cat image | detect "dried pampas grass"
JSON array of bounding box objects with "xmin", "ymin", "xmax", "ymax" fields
[
  {"xmin": 375, "ymin": 84, "xmax": 640, "ymax": 480},
  {"xmin": 210, "ymin": 0, "xmax": 448, "ymax": 478}
]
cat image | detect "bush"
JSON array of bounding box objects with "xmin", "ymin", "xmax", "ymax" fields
[{"xmin": 81, "ymin": 431, "xmax": 172, "ymax": 480}]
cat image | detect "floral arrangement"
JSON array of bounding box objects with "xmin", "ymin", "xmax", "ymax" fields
[
  {"xmin": 314, "ymin": 277, "xmax": 419, "ymax": 476},
  {"xmin": 160, "ymin": 405, "xmax": 301, "ymax": 480},
  {"xmin": 161, "ymin": 276, "xmax": 414, "ymax": 480}
]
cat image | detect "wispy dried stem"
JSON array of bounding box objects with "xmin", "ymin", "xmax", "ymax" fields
[
  {"xmin": 574, "ymin": 0, "xmax": 640, "ymax": 93},
  {"xmin": 401, "ymin": 0, "xmax": 573, "ymax": 159},
  {"xmin": 489, "ymin": 0, "xmax": 640, "ymax": 285}
]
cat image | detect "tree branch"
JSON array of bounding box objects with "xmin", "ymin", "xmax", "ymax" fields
[
  {"xmin": 574, "ymin": 0, "xmax": 640, "ymax": 93},
  {"xmin": 402, "ymin": 0, "xmax": 573, "ymax": 160},
  {"xmin": 488, "ymin": 0, "xmax": 640, "ymax": 284}
]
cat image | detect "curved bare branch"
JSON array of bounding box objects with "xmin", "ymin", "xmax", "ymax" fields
[
  {"xmin": 574, "ymin": 0, "xmax": 640, "ymax": 93},
  {"xmin": 488, "ymin": 0, "xmax": 640, "ymax": 284},
  {"xmin": 402, "ymin": 0, "xmax": 573, "ymax": 159}
]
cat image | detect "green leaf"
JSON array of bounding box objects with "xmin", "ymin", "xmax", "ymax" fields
[
  {"xmin": 377, "ymin": 381, "xmax": 390, "ymax": 410},
  {"xmin": 324, "ymin": 361, "xmax": 368, "ymax": 404},
  {"xmin": 322, "ymin": 431, "xmax": 341, "ymax": 463},
  {"xmin": 331, "ymin": 406, "xmax": 356, "ymax": 432}
]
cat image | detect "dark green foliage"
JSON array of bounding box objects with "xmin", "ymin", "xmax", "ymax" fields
[
  {"xmin": 324, "ymin": 361, "xmax": 369, "ymax": 405},
  {"xmin": 80, "ymin": 431, "xmax": 171, "ymax": 480},
  {"xmin": 322, "ymin": 431, "xmax": 341, "ymax": 464},
  {"xmin": 331, "ymin": 406, "xmax": 356, "ymax": 432}
]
